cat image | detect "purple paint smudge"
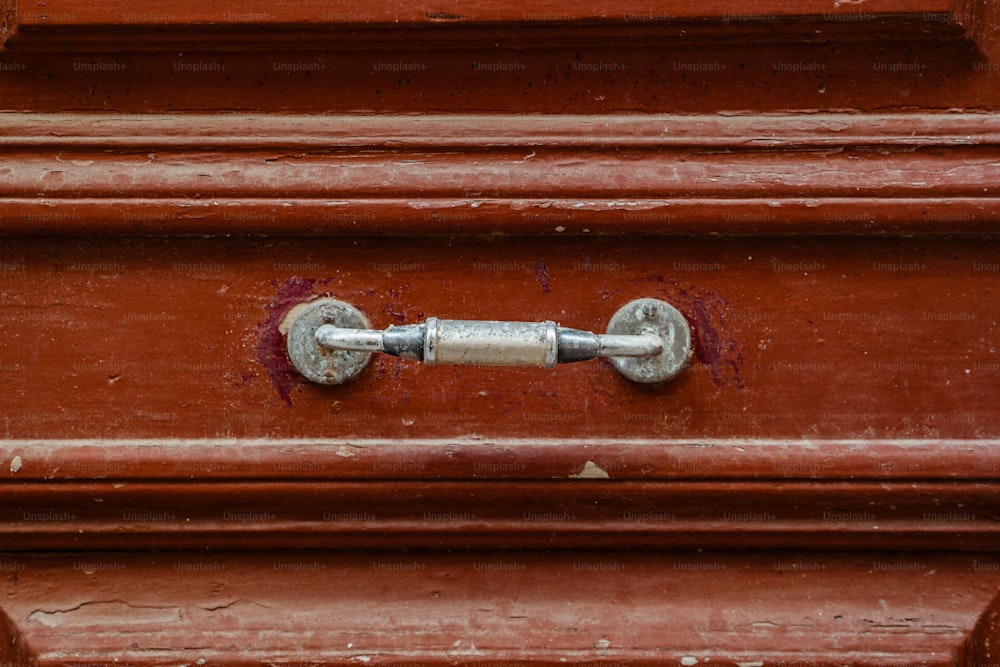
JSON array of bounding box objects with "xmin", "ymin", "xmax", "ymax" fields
[
  {"xmin": 688, "ymin": 298, "xmax": 745, "ymax": 390},
  {"xmin": 534, "ymin": 258, "xmax": 551, "ymax": 293},
  {"xmin": 627, "ymin": 275, "xmax": 744, "ymax": 389},
  {"xmin": 255, "ymin": 276, "xmax": 327, "ymax": 406}
]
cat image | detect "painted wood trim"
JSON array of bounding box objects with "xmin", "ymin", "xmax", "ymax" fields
[
  {"xmin": 3, "ymin": 439, "xmax": 999, "ymax": 551},
  {"xmin": 1, "ymin": 0, "xmax": 976, "ymax": 52},
  {"xmin": 2, "ymin": 113, "xmax": 1000, "ymax": 235},
  {"xmin": 4, "ymin": 438, "xmax": 1000, "ymax": 482}
]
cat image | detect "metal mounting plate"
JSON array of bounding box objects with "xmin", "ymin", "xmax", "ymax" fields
[
  {"xmin": 286, "ymin": 298, "xmax": 373, "ymax": 385},
  {"xmin": 606, "ymin": 298, "xmax": 692, "ymax": 384}
]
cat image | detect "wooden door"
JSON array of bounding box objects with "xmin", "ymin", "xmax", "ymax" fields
[{"xmin": 2, "ymin": 1, "xmax": 999, "ymax": 664}]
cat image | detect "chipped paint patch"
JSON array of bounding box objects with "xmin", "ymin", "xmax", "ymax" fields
[
  {"xmin": 681, "ymin": 657, "xmax": 698, "ymax": 666},
  {"xmin": 570, "ymin": 461, "xmax": 610, "ymax": 479},
  {"xmin": 9, "ymin": 455, "xmax": 22, "ymax": 474},
  {"xmin": 278, "ymin": 300, "xmax": 316, "ymax": 335},
  {"xmin": 336, "ymin": 445, "xmax": 360, "ymax": 458},
  {"xmin": 28, "ymin": 601, "xmax": 182, "ymax": 627}
]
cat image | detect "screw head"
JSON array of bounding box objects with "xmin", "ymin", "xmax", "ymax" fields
[
  {"xmin": 286, "ymin": 298, "xmax": 373, "ymax": 384},
  {"xmin": 606, "ymin": 298, "xmax": 692, "ymax": 384}
]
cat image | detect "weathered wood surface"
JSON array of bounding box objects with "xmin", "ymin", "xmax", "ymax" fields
[
  {"xmin": 1, "ymin": 0, "xmax": 999, "ymax": 663},
  {"xmin": 0, "ymin": 236, "xmax": 997, "ymax": 440},
  {"xmin": 2, "ymin": 552, "xmax": 999, "ymax": 666},
  {"xmin": 2, "ymin": 114, "xmax": 1000, "ymax": 235}
]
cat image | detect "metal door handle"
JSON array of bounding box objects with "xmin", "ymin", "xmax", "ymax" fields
[{"xmin": 286, "ymin": 298, "xmax": 691, "ymax": 385}]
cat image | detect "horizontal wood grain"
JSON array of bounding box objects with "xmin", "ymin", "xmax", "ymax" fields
[{"xmin": 2, "ymin": 114, "xmax": 1000, "ymax": 235}]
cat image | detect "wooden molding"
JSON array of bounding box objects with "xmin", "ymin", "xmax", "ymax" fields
[
  {"xmin": 0, "ymin": 0, "xmax": 978, "ymax": 51},
  {"xmin": 2, "ymin": 3, "xmax": 999, "ymax": 665},
  {"xmin": 2, "ymin": 113, "xmax": 1000, "ymax": 235},
  {"xmin": 3, "ymin": 439, "xmax": 1000, "ymax": 550}
]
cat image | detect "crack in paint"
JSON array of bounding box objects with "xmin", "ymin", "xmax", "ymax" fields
[{"xmin": 28, "ymin": 600, "xmax": 182, "ymax": 627}]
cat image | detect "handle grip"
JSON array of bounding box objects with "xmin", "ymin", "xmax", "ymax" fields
[
  {"xmin": 316, "ymin": 319, "xmax": 664, "ymax": 368},
  {"xmin": 286, "ymin": 298, "xmax": 691, "ymax": 384}
]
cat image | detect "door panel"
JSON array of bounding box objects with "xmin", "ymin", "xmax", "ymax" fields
[
  {"xmin": 0, "ymin": 236, "xmax": 997, "ymax": 440},
  {"xmin": 2, "ymin": 0, "xmax": 999, "ymax": 663}
]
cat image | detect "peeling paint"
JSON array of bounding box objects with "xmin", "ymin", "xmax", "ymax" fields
[
  {"xmin": 28, "ymin": 601, "xmax": 182, "ymax": 627},
  {"xmin": 9, "ymin": 455, "xmax": 22, "ymax": 474},
  {"xmin": 570, "ymin": 461, "xmax": 610, "ymax": 479},
  {"xmin": 336, "ymin": 445, "xmax": 360, "ymax": 458}
]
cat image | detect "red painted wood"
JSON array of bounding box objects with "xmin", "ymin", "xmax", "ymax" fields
[
  {"xmin": 2, "ymin": 552, "xmax": 998, "ymax": 665},
  {"xmin": 0, "ymin": 236, "xmax": 996, "ymax": 441},
  {"xmin": 4, "ymin": 460, "xmax": 1000, "ymax": 550},
  {"xmin": 1, "ymin": 0, "xmax": 999, "ymax": 663},
  {"xmin": 1, "ymin": 0, "xmax": 973, "ymax": 53},
  {"xmin": 2, "ymin": 1, "xmax": 998, "ymax": 114},
  {"xmin": 1, "ymin": 114, "xmax": 1000, "ymax": 235},
  {"xmin": 1, "ymin": 43, "xmax": 996, "ymax": 114},
  {"xmin": 9, "ymin": 0, "xmax": 965, "ymax": 26}
]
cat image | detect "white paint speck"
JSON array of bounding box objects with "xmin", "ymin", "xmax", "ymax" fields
[
  {"xmin": 570, "ymin": 461, "xmax": 610, "ymax": 479},
  {"xmin": 10, "ymin": 456, "xmax": 22, "ymax": 475},
  {"xmin": 555, "ymin": 226, "xmax": 566, "ymax": 232},
  {"xmin": 681, "ymin": 657, "xmax": 698, "ymax": 666},
  {"xmin": 594, "ymin": 638, "xmax": 611, "ymax": 649}
]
